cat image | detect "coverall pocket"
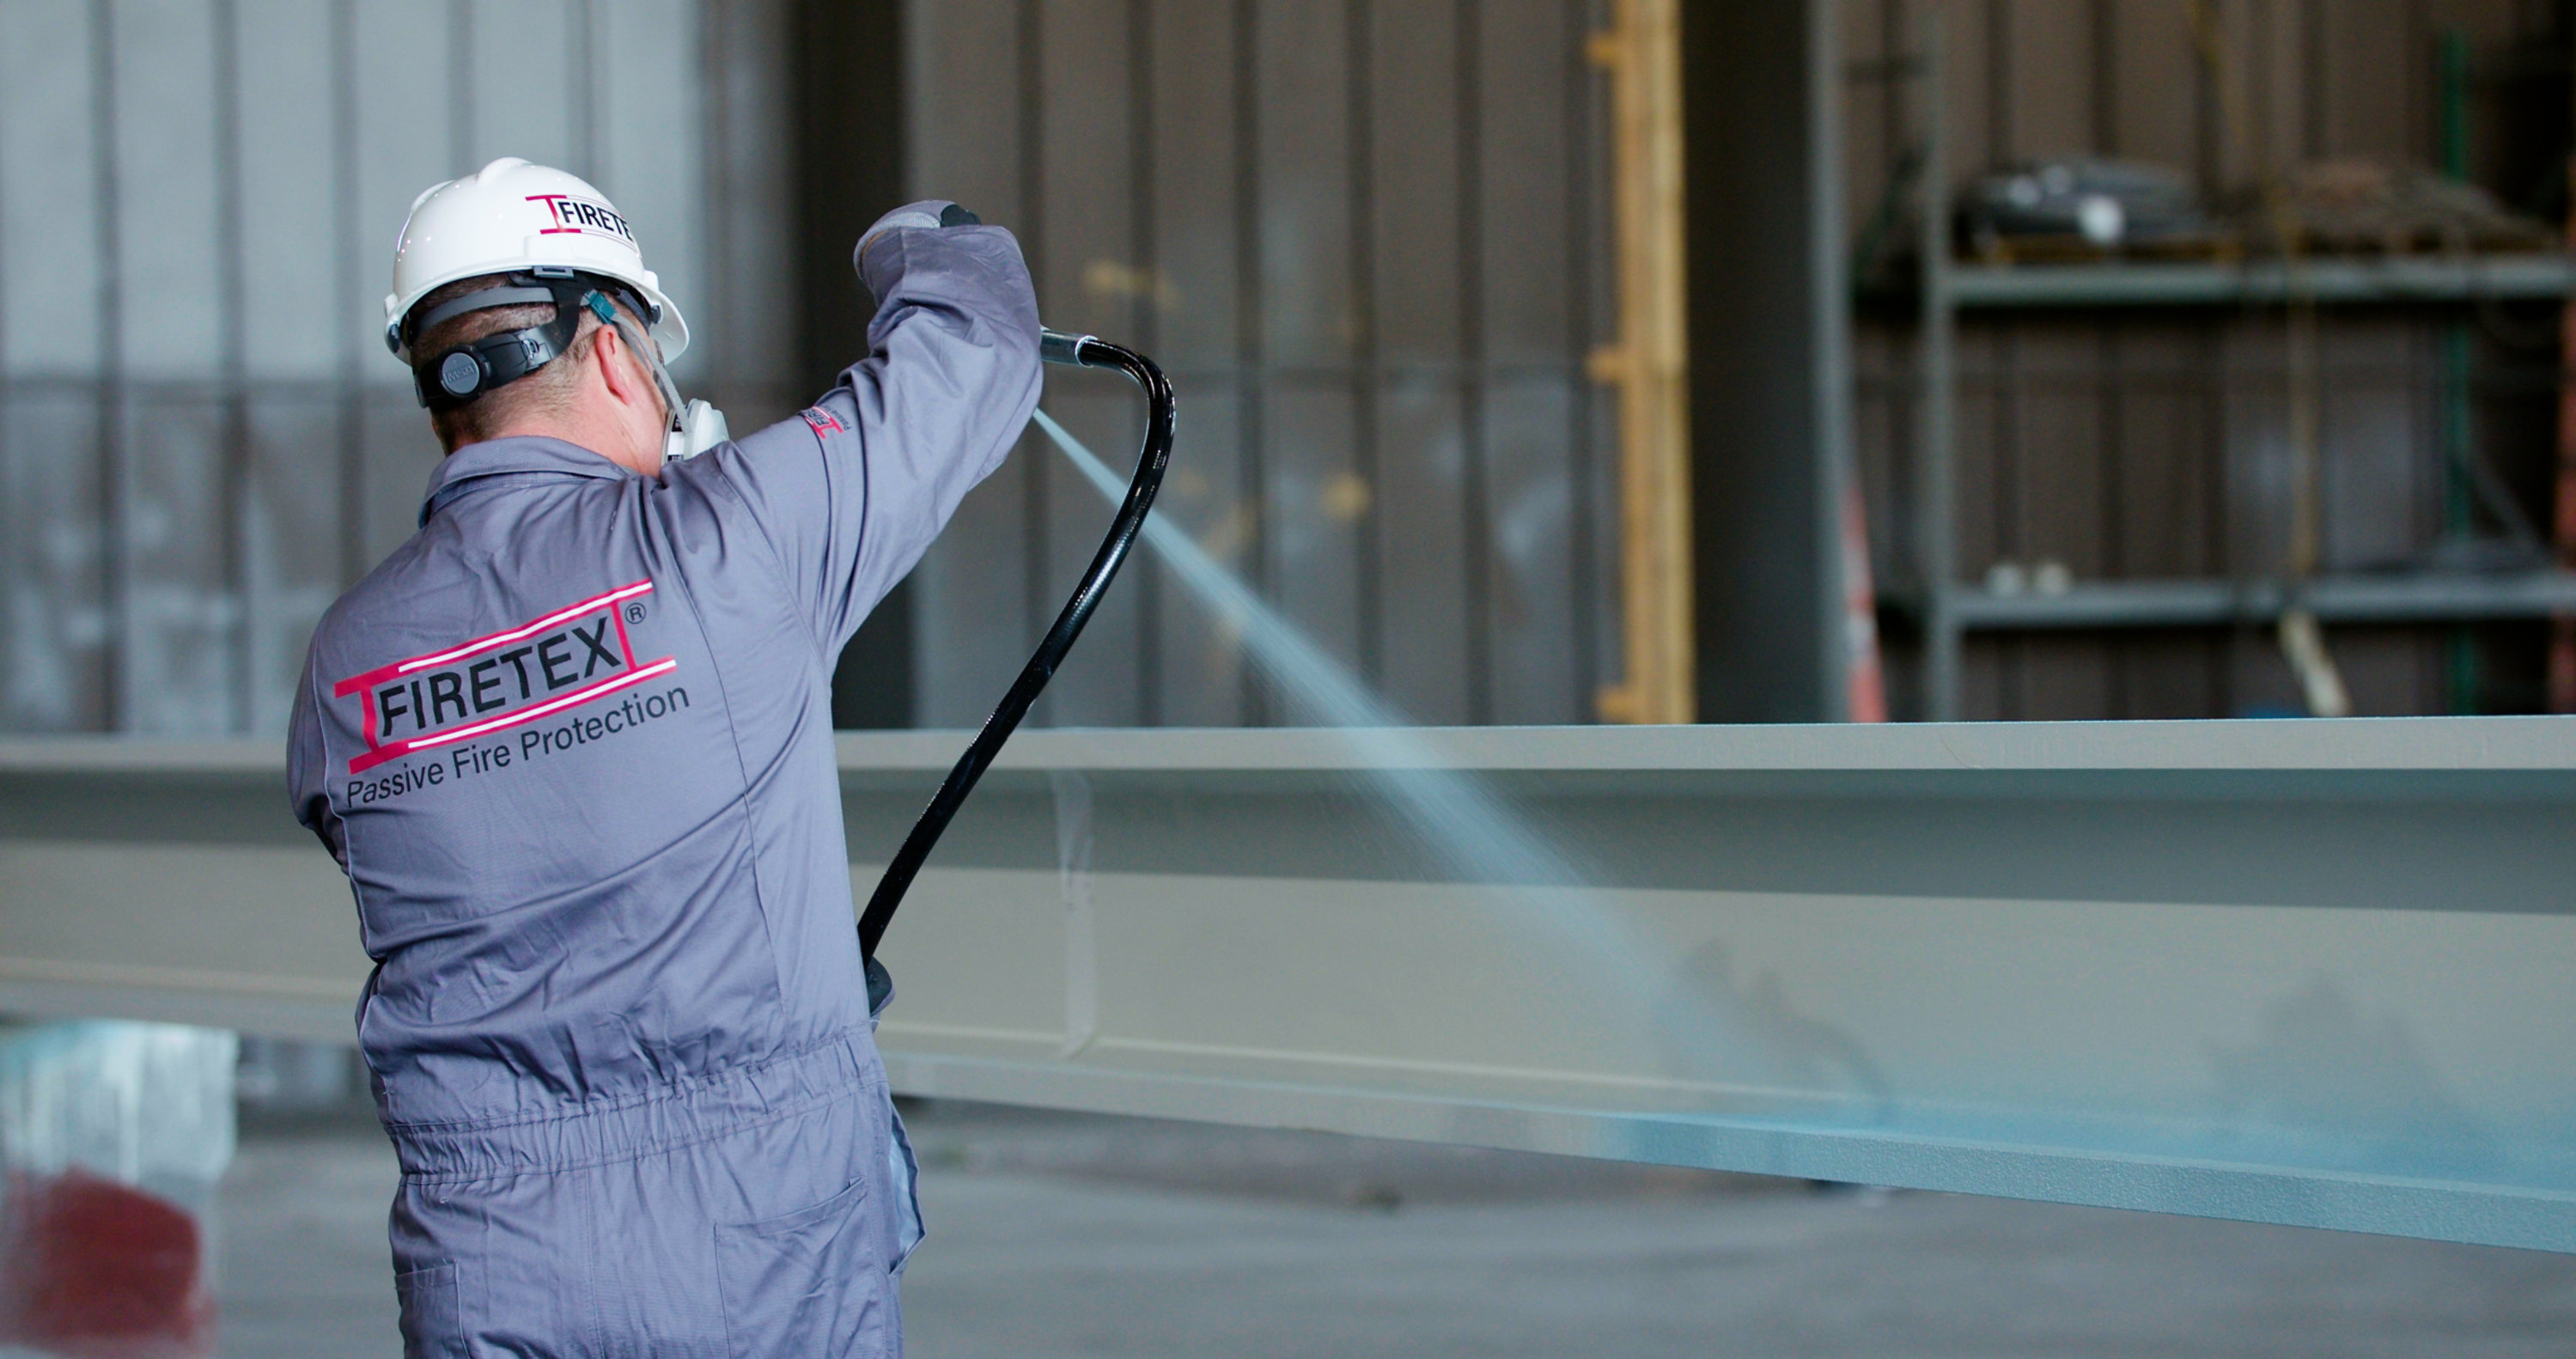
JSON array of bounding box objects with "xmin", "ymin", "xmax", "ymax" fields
[
  {"xmin": 394, "ymin": 1261, "xmax": 466, "ymax": 1358},
  {"xmin": 715, "ymin": 1176, "xmax": 886, "ymax": 1359}
]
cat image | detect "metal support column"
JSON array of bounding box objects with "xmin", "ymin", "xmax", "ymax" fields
[
  {"xmin": 799, "ymin": 0, "xmax": 915, "ymax": 728},
  {"xmin": 1913, "ymin": 10, "xmax": 1959, "ymax": 721},
  {"xmin": 1681, "ymin": 0, "xmax": 1854, "ymax": 722}
]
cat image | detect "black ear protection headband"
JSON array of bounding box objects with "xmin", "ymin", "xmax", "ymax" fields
[{"xmin": 404, "ymin": 268, "xmax": 660, "ymax": 412}]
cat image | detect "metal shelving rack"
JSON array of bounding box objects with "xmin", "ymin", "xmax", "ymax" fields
[{"xmin": 1898, "ymin": 21, "xmax": 2576, "ymax": 721}]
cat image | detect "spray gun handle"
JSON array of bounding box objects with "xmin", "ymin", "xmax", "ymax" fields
[{"xmin": 1038, "ymin": 329, "xmax": 1095, "ymax": 366}]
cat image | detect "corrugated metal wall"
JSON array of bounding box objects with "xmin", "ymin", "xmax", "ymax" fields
[
  {"xmin": 903, "ymin": 0, "xmax": 1623, "ymax": 729},
  {"xmin": 0, "ymin": 0, "xmax": 800, "ymax": 737},
  {"xmin": 0, "ymin": 0, "xmax": 1623, "ymax": 739},
  {"xmin": 7, "ymin": 0, "xmax": 2559, "ymax": 737},
  {"xmin": 1845, "ymin": 0, "xmax": 2570, "ymax": 719}
]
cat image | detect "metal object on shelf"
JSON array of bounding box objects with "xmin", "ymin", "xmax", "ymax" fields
[
  {"xmin": 1959, "ymin": 157, "xmax": 2216, "ymax": 256},
  {"xmin": 6, "ymin": 722, "xmax": 2576, "ymax": 1252}
]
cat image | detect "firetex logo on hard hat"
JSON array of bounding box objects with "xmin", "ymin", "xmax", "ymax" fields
[
  {"xmin": 332, "ymin": 580, "xmax": 676, "ymax": 775},
  {"xmin": 526, "ymin": 193, "xmax": 637, "ymax": 247}
]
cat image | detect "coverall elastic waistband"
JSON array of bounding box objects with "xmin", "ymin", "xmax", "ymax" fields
[{"xmin": 385, "ymin": 1032, "xmax": 880, "ymax": 1183}]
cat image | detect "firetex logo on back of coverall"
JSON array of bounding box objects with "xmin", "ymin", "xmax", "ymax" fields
[{"xmin": 332, "ymin": 581, "xmax": 682, "ymax": 795}]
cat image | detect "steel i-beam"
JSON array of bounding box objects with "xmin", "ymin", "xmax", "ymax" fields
[{"xmin": 2, "ymin": 719, "xmax": 2571, "ymax": 1251}]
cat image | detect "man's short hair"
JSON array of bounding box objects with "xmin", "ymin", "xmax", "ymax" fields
[{"xmin": 408, "ymin": 274, "xmax": 643, "ymax": 453}]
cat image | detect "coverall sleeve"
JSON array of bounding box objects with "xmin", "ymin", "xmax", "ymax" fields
[
  {"xmin": 286, "ymin": 643, "xmax": 347, "ymax": 868},
  {"xmin": 697, "ymin": 205, "xmax": 1042, "ymax": 655}
]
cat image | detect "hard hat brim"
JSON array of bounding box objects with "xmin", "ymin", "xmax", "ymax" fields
[{"xmin": 387, "ymin": 268, "xmax": 690, "ymax": 366}]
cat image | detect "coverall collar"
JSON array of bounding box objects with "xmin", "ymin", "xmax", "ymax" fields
[{"xmin": 420, "ymin": 436, "xmax": 639, "ymax": 527}]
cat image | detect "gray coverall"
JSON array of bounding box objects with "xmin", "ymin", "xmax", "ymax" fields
[{"xmin": 288, "ymin": 205, "xmax": 1039, "ymax": 1357}]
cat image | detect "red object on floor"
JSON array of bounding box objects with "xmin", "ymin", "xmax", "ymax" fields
[{"xmin": 0, "ymin": 1167, "xmax": 214, "ymax": 1358}]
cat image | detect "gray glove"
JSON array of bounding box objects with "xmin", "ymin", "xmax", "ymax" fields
[{"xmin": 854, "ymin": 200, "xmax": 984, "ymax": 275}]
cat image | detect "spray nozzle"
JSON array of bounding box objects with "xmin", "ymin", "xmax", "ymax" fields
[{"xmin": 1039, "ymin": 330, "xmax": 1095, "ymax": 366}]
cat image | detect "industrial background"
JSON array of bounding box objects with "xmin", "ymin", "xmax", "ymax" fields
[
  {"xmin": 2, "ymin": 0, "xmax": 2572, "ymax": 738},
  {"xmin": 4, "ymin": 4, "xmax": 2576, "ymax": 1356}
]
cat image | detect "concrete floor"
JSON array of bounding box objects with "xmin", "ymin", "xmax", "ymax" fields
[{"xmin": 215, "ymin": 1100, "xmax": 2576, "ymax": 1358}]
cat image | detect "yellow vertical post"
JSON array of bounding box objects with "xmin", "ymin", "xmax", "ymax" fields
[{"xmin": 1590, "ymin": 0, "xmax": 1695, "ymax": 724}]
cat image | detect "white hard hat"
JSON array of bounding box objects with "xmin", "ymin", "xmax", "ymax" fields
[{"xmin": 383, "ymin": 157, "xmax": 688, "ymax": 362}]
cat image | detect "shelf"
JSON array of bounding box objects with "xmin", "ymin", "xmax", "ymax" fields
[
  {"xmin": 1930, "ymin": 570, "xmax": 2576, "ymax": 631},
  {"xmin": 1940, "ymin": 253, "xmax": 2576, "ymax": 308},
  {"xmin": 1881, "ymin": 9, "xmax": 2576, "ymax": 717}
]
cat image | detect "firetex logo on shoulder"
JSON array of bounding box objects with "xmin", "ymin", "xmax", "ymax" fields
[{"xmin": 333, "ymin": 580, "xmax": 678, "ymax": 777}]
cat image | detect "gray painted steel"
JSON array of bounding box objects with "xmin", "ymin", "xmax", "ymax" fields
[{"xmin": 2, "ymin": 718, "xmax": 2571, "ymax": 1251}]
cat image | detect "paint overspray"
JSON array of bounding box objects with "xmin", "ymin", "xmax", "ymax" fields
[{"xmin": 1032, "ymin": 410, "xmax": 1887, "ymax": 1123}]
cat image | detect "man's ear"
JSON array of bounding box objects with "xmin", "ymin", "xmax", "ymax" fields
[{"xmin": 588, "ymin": 323, "xmax": 649, "ymax": 411}]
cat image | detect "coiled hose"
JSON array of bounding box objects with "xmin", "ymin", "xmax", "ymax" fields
[{"xmin": 858, "ymin": 330, "xmax": 1175, "ymax": 1010}]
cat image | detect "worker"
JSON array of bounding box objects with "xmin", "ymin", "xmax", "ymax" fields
[{"xmin": 287, "ymin": 156, "xmax": 1038, "ymax": 1356}]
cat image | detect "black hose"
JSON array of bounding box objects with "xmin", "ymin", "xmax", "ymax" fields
[{"xmin": 857, "ymin": 330, "xmax": 1174, "ymax": 974}]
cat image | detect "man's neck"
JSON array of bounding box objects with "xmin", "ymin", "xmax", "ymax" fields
[{"xmin": 474, "ymin": 414, "xmax": 661, "ymax": 478}]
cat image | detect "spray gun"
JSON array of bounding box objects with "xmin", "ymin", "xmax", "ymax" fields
[{"xmin": 856, "ymin": 328, "xmax": 1175, "ymax": 1012}]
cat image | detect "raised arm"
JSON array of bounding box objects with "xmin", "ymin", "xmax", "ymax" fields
[{"xmin": 682, "ymin": 201, "xmax": 1042, "ymax": 653}]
